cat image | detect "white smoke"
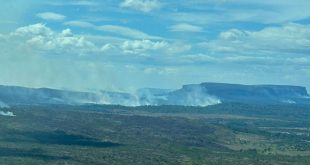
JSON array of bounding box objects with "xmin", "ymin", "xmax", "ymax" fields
[
  {"xmin": 96, "ymin": 91, "xmax": 141, "ymax": 107},
  {"xmin": 92, "ymin": 87, "xmax": 222, "ymax": 107},
  {"xmin": 0, "ymin": 111, "xmax": 15, "ymax": 117},
  {"xmin": 182, "ymin": 87, "xmax": 221, "ymax": 106},
  {"xmin": 0, "ymin": 100, "xmax": 10, "ymax": 108},
  {"xmin": 0, "ymin": 101, "xmax": 15, "ymax": 117},
  {"xmin": 0, "ymin": 85, "xmax": 221, "ymax": 108},
  {"xmin": 282, "ymin": 99, "xmax": 296, "ymax": 104}
]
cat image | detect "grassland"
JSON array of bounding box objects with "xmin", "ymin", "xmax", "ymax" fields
[{"xmin": 0, "ymin": 103, "xmax": 310, "ymax": 164}]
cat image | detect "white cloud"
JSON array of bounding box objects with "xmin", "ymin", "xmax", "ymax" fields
[
  {"xmin": 11, "ymin": 23, "xmax": 98, "ymax": 56},
  {"xmin": 97, "ymin": 25, "xmax": 161, "ymax": 40},
  {"xmin": 122, "ymin": 39, "xmax": 167, "ymax": 54},
  {"xmin": 37, "ymin": 12, "xmax": 66, "ymax": 21},
  {"xmin": 3, "ymin": 23, "xmax": 192, "ymax": 68},
  {"xmin": 180, "ymin": 54, "xmax": 216, "ymax": 64},
  {"xmin": 14, "ymin": 23, "xmax": 54, "ymax": 36},
  {"xmin": 202, "ymin": 23, "xmax": 310, "ymax": 56},
  {"xmin": 169, "ymin": 23, "xmax": 203, "ymax": 32},
  {"xmin": 178, "ymin": 53, "xmax": 310, "ymax": 66},
  {"xmin": 120, "ymin": 0, "xmax": 161, "ymax": 12},
  {"xmin": 5, "ymin": 23, "xmax": 191, "ymax": 62},
  {"xmin": 166, "ymin": 42, "xmax": 192, "ymax": 54},
  {"xmin": 121, "ymin": 39, "xmax": 191, "ymax": 55},
  {"xmin": 144, "ymin": 67, "xmax": 178, "ymax": 75},
  {"xmin": 65, "ymin": 21, "xmax": 161, "ymax": 40},
  {"xmin": 64, "ymin": 21, "xmax": 94, "ymax": 28},
  {"xmin": 0, "ymin": 24, "xmax": 122, "ymax": 91},
  {"xmin": 170, "ymin": 0, "xmax": 310, "ymax": 24},
  {"xmin": 7, "ymin": 23, "xmax": 310, "ymax": 69},
  {"xmin": 101, "ymin": 43, "xmax": 114, "ymax": 52}
]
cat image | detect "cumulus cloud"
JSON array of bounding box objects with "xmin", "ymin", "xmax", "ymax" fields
[
  {"xmin": 120, "ymin": 0, "xmax": 161, "ymax": 12},
  {"xmin": 202, "ymin": 23, "xmax": 310, "ymax": 56},
  {"xmin": 122, "ymin": 39, "xmax": 167, "ymax": 54},
  {"xmin": 5, "ymin": 23, "xmax": 310, "ymax": 68},
  {"xmin": 121, "ymin": 39, "xmax": 191, "ymax": 55},
  {"xmin": 11, "ymin": 23, "xmax": 98, "ymax": 56},
  {"xmin": 2, "ymin": 23, "xmax": 192, "ymax": 67},
  {"xmin": 37, "ymin": 12, "xmax": 66, "ymax": 21},
  {"xmin": 3, "ymin": 23, "xmax": 191, "ymax": 63},
  {"xmin": 169, "ymin": 23, "xmax": 203, "ymax": 32},
  {"xmin": 14, "ymin": 23, "xmax": 54, "ymax": 36}
]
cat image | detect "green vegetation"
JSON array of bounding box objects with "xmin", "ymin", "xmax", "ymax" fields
[{"xmin": 0, "ymin": 103, "xmax": 310, "ymax": 164}]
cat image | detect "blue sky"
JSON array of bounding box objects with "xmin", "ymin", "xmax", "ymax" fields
[{"xmin": 0, "ymin": 0, "xmax": 310, "ymax": 91}]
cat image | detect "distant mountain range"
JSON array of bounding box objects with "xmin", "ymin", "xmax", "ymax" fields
[{"xmin": 0, "ymin": 82, "xmax": 309, "ymax": 107}]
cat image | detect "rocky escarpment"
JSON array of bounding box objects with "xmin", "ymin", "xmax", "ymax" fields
[
  {"xmin": 168, "ymin": 82, "xmax": 310, "ymax": 104},
  {"xmin": 0, "ymin": 83, "xmax": 309, "ymax": 107}
]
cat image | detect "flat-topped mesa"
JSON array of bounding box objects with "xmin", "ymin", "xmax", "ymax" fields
[
  {"xmin": 0, "ymin": 85, "xmax": 101, "ymax": 105},
  {"xmin": 0, "ymin": 85, "xmax": 141, "ymax": 106},
  {"xmin": 178, "ymin": 82, "xmax": 309, "ymax": 104},
  {"xmin": 0, "ymin": 83, "xmax": 309, "ymax": 107},
  {"xmin": 199, "ymin": 82, "xmax": 309, "ymax": 97}
]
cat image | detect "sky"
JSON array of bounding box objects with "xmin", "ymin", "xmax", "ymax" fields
[{"xmin": 0, "ymin": 0, "xmax": 310, "ymax": 92}]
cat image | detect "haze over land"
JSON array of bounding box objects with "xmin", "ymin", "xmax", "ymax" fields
[
  {"xmin": 1, "ymin": 2, "xmax": 310, "ymax": 164},
  {"xmin": 0, "ymin": 0, "xmax": 310, "ymax": 92},
  {"xmin": 0, "ymin": 83, "xmax": 309, "ymax": 107}
]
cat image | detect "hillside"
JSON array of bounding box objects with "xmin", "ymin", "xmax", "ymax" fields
[{"xmin": 0, "ymin": 83, "xmax": 309, "ymax": 106}]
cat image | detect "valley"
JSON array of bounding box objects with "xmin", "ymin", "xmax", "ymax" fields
[{"xmin": 1, "ymin": 103, "xmax": 310, "ymax": 164}]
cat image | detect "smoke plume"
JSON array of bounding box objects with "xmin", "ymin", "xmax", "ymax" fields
[{"xmin": 0, "ymin": 100, "xmax": 15, "ymax": 117}]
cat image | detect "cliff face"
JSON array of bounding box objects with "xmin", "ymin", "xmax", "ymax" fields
[
  {"xmin": 164, "ymin": 84, "xmax": 221, "ymax": 106},
  {"xmin": 0, "ymin": 85, "xmax": 100, "ymax": 105},
  {"xmin": 0, "ymin": 83, "xmax": 309, "ymax": 106},
  {"xmin": 200, "ymin": 83, "xmax": 308, "ymax": 97},
  {"xmin": 0, "ymin": 85, "xmax": 145, "ymax": 106},
  {"xmin": 171, "ymin": 83, "xmax": 309, "ymax": 104}
]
